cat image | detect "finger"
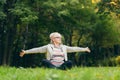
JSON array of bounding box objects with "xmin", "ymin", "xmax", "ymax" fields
[{"xmin": 88, "ymin": 49, "xmax": 91, "ymax": 53}]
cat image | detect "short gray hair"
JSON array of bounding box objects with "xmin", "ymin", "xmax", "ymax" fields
[{"xmin": 49, "ymin": 32, "xmax": 62, "ymax": 43}]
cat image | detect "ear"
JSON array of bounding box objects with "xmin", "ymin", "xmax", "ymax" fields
[{"xmin": 51, "ymin": 39, "xmax": 54, "ymax": 43}]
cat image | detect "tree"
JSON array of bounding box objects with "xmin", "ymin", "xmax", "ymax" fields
[{"xmin": 0, "ymin": 0, "xmax": 120, "ymax": 67}]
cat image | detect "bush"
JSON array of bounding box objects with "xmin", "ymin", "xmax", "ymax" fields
[{"xmin": 115, "ymin": 56, "xmax": 120, "ymax": 66}]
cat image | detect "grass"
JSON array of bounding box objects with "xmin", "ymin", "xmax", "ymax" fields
[{"xmin": 0, "ymin": 66, "xmax": 120, "ymax": 80}]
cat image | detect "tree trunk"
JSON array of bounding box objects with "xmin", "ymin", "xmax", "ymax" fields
[
  {"xmin": 7, "ymin": 47, "xmax": 13, "ymax": 66},
  {"xmin": 2, "ymin": 33, "xmax": 9, "ymax": 66},
  {"xmin": 77, "ymin": 34, "xmax": 83, "ymax": 46},
  {"xmin": 69, "ymin": 29, "xmax": 73, "ymax": 46},
  {"xmin": 1, "ymin": 0, "xmax": 17, "ymax": 66}
]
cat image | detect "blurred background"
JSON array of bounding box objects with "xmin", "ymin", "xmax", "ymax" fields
[{"xmin": 0, "ymin": 0, "xmax": 120, "ymax": 67}]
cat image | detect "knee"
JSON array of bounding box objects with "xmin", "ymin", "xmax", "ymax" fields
[{"xmin": 42, "ymin": 59, "xmax": 50, "ymax": 64}]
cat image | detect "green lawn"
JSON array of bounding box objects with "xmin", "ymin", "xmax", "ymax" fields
[{"xmin": 0, "ymin": 66, "xmax": 120, "ymax": 80}]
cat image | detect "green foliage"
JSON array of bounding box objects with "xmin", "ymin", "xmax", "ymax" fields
[
  {"xmin": 0, "ymin": 11, "xmax": 6, "ymax": 20},
  {"xmin": 91, "ymin": 14, "xmax": 120, "ymax": 47},
  {"xmin": 0, "ymin": 0, "xmax": 6, "ymax": 20},
  {"xmin": 98, "ymin": 0, "xmax": 120, "ymax": 13},
  {"xmin": 115, "ymin": 56, "xmax": 120, "ymax": 66},
  {"xmin": 0, "ymin": 0, "xmax": 120, "ymax": 67},
  {"xmin": 0, "ymin": 0, "xmax": 6, "ymax": 5},
  {"xmin": 9, "ymin": 3, "xmax": 38, "ymax": 24}
]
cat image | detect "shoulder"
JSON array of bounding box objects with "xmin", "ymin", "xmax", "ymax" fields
[
  {"xmin": 47, "ymin": 44, "xmax": 53, "ymax": 46},
  {"xmin": 46, "ymin": 44, "xmax": 54, "ymax": 48},
  {"xmin": 60, "ymin": 44, "xmax": 67, "ymax": 48}
]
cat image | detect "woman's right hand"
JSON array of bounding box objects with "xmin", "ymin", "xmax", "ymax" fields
[{"xmin": 20, "ymin": 50, "xmax": 25, "ymax": 57}]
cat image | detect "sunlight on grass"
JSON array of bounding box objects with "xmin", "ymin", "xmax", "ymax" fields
[{"xmin": 0, "ymin": 66, "xmax": 120, "ymax": 80}]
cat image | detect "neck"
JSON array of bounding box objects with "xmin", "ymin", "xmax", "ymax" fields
[{"xmin": 54, "ymin": 43, "xmax": 60, "ymax": 47}]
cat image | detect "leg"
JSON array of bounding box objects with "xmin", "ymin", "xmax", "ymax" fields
[
  {"xmin": 60, "ymin": 60, "xmax": 73, "ymax": 70},
  {"xmin": 41, "ymin": 59, "xmax": 56, "ymax": 68}
]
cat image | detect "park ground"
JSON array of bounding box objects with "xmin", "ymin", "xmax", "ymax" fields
[{"xmin": 0, "ymin": 66, "xmax": 120, "ymax": 80}]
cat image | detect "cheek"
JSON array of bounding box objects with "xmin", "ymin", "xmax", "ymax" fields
[
  {"xmin": 52, "ymin": 39, "xmax": 56, "ymax": 42},
  {"xmin": 58, "ymin": 39, "xmax": 61, "ymax": 42}
]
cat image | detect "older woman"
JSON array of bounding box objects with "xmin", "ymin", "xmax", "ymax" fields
[{"xmin": 20, "ymin": 32, "xmax": 90, "ymax": 70}]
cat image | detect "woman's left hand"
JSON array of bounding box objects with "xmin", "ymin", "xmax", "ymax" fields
[{"xmin": 86, "ymin": 47, "xmax": 91, "ymax": 53}]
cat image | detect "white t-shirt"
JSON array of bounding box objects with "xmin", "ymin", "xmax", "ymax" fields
[{"xmin": 50, "ymin": 47, "xmax": 65, "ymax": 67}]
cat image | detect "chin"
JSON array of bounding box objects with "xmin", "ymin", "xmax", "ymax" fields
[{"xmin": 59, "ymin": 42, "xmax": 62, "ymax": 44}]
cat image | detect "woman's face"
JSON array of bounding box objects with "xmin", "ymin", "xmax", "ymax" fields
[{"xmin": 52, "ymin": 35, "xmax": 62, "ymax": 44}]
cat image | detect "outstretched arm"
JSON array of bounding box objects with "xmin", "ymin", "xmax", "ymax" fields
[
  {"xmin": 19, "ymin": 45, "xmax": 47, "ymax": 57},
  {"xmin": 66, "ymin": 46, "xmax": 91, "ymax": 53}
]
